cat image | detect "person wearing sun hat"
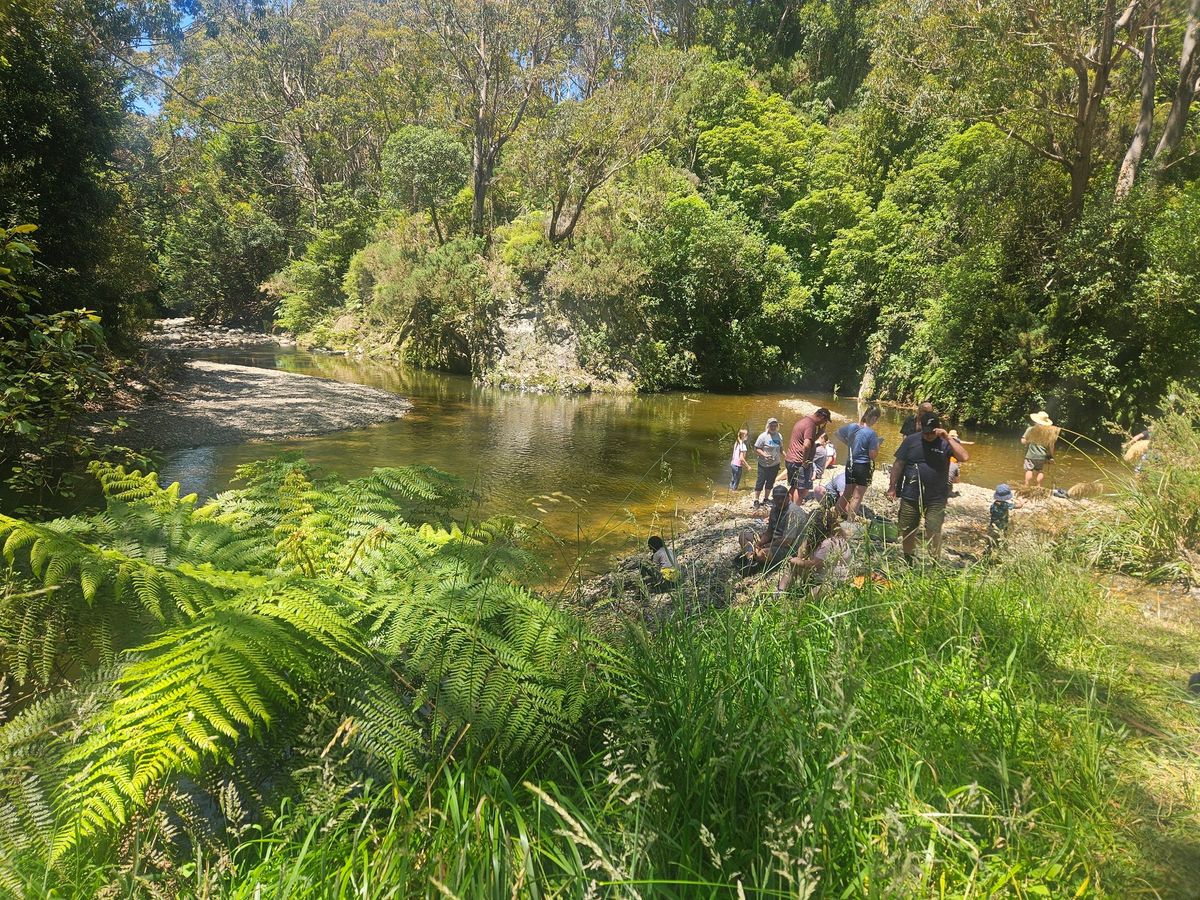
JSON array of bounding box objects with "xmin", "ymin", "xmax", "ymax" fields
[
  {"xmin": 1021, "ymin": 411, "xmax": 1055, "ymax": 488},
  {"xmin": 987, "ymin": 483, "xmax": 1022, "ymax": 547}
]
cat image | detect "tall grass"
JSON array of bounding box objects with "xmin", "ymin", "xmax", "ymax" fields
[
  {"xmin": 179, "ymin": 552, "xmax": 1138, "ymax": 898},
  {"xmin": 1073, "ymin": 385, "xmax": 1200, "ymax": 582}
]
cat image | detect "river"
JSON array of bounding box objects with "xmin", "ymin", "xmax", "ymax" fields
[{"xmin": 160, "ymin": 347, "xmax": 1118, "ymax": 580}]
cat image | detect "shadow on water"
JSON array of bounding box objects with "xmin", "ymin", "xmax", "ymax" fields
[{"xmin": 156, "ymin": 348, "xmax": 1121, "ymax": 580}]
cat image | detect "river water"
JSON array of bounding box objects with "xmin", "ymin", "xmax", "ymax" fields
[{"xmin": 162, "ymin": 348, "xmax": 1117, "ymax": 579}]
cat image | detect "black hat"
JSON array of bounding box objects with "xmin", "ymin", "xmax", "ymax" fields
[{"xmin": 920, "ymin": 411, "xmax": 941, "ymax": 432}]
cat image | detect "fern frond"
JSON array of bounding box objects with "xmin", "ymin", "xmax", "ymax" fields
[{"xmin": 48, "ymin": 579, "xmax": 360, "ymax": 858}]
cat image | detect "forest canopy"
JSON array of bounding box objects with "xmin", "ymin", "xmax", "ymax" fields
[{"xmin": 2, "ymin": 0, "xmax": 1199, "ymax": 427}]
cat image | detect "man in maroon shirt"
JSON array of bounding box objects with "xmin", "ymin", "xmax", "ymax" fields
[{"xmin": 785, "ymin": 408, "xmax": 830, "ymax": 503}]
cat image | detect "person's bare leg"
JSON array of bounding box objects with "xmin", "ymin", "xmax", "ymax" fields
[
  {"xmin": 846, "ymin": 485, "xmax": 866, "ymax": 518},
  {"xmin": 1036, "ymin": 470, "xmax": 1045, "ymax": 487},
  {"xmin": 1024, "ymin": 468, "xmax": 1033, "ymax": 487},
  {"xmin": 902, "ymin": 529, "xmax": 918, "ymax": 559},
  {"xmin": 930, "ymin": 529, "xmax": 943, "ymax": 559}
]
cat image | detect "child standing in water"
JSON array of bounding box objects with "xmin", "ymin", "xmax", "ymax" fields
[{"xmin": 729, "ymin": 428, "xmax": 749, "ymax": 491}]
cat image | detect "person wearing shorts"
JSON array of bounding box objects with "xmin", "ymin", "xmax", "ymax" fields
[
  {"xmin": 1021, "ymin": 411, "xmax": 1054, "ymax": 487},
  {"xmin": 784, "ymin": 408, "xmax": 830, "ymax": 503},
  {"xmin": 835, "ymin": 406, "xmax": 882, "ymax": 519},
  {"xmin": 887, "ymin": 410, "xmax": 969, "ymax": 562},
  {"xmin": 753, "ymin": 418, "xmax": 783, "ymax": 506}
]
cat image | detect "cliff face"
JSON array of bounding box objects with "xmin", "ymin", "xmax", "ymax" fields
[{"xmin": 480, "ymin": 289, "xmax": 635, "ymax": 394}]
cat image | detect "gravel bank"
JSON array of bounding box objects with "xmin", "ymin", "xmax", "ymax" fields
[
  {"xmin": 576, "ymin": 467, "xmax": 1091, "ymax": 627},
  {"xmin": 96, "ymin": 360, "xmax": 411, "ymax": 451},
  {"xmin": 145, "ymin": 317, "xmax": 296, "ymax": 351}
]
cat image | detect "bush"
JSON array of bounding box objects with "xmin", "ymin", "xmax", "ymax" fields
[
  {"xmin": 0, "ymin": 459, "xmax": 600, "ymax": 889},
  {"xmin": 1073, "ymin": 384, "xmax": 1200, "ymax": 582},
  {"xmin": 0, "ymin": 225, "xmax": 125, "ymax": 505}
]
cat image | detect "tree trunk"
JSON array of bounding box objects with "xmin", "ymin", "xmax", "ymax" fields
[
  {"xmin": 858, "ymin": 364, "xmax": 876, "ymax": 401},
  {"xmin": 429, "ymin": 204, "xmax": 445, "ymax": 244},
  {"xmin": 1153, "ymin": 0, "xmax": 1200, "ymax": 168},
  {"xmin": 1116, "ymin": 9, "xmax": 1158, "ymax": 200},
  {"xmin": 1067, "ymin": 0, "xmax": 1118, "ymax": 221}
]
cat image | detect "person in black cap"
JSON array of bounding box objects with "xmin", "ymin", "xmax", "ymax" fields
[
  {"xmin": 887, "ymin": 409, "xmax": 969, "ymax": 562},
  {"xmin": 899, "ymin": 400, "xmax": 934, "ymax": 438}
]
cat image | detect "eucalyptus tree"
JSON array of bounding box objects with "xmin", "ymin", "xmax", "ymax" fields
[
  {"xmin": 507, "ymin": 47, "xmax": 694, "ymax": 244},
  {"xmin": 413, "ymin": 0, "xmax": 572, "ymax": 237},
  {"xmin": 869, "ymin": 0, "xmax": 1198, "ymax": 220}
]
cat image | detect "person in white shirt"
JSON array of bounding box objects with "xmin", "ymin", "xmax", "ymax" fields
[{"xmin": 752, "ymin": 418, "xmax": 783, "ymax": 507}]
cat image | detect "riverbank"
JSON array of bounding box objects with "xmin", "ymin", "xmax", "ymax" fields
[
  {"xmin": 577, "ymin": 469, "xmax": 1093, "ymax": 623},
  {"xmin": 93, "ymin": 360, "xmax": 412, "ymax": 451}
]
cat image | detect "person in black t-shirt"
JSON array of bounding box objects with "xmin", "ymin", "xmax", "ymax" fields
[
  {"xmin": 887, "ymin": 410, "xmax": 969, "ymax": 562},
  {"xmin": 898, "ymin": 401, "xmax": 934, "ymax": 438}
]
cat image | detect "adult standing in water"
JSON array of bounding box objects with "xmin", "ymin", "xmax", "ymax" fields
[
  {"xmin": 752, "ymin": 418, "xmax": 783, "ymax": 507},
  {"xmin": 1021, "ymin": 411, "xmax": 1055, "ymax": 488},
  {"xmin": 785, "ymin": 407, "xmax": 830, "ymax": 504},
  {"xmin": 887, "ymin": 410, "xmax": 969, "ymax": 563}
]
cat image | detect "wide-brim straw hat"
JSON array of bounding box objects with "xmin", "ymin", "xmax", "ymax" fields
[{"xmin": 1029, "ymin": 411, "xmax": 1054, "ymax": 427}]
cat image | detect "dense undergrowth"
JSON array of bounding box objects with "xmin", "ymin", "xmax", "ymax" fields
[
  {"xmin": 1072, "ymin": 386, "xmax": 1200, "ymax": 583},
  {"xmin": 3, "ymin": 432, "xmax": 1199, "ymax": 895}
]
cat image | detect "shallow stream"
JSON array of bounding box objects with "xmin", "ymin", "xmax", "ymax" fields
[{"xmin": 154, "ymin": 348, "xmax": 1120, "ymax": 579}]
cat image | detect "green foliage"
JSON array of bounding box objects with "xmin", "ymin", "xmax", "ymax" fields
[
  {"xmin": 346, "ymin": 223, "xmax": 498, "ymax": 371},
  {"xmin": 269, "ymin": 189, "xmax": 376, "ymax": 334},
  {"xmin": 158, "ymin": 128, "xmax": 299, "ymax": 325},
  {"xmin": 0, "ymin": 0, "xmax": 158, "ymax": 335},
  {"xmin": 0, "ymin": 227, "xmax": 127, "ymax": 503},
  {"xmin": 119, "ymin": 552, "xmax": 1153, "ymax": 898},
  {"xmin": 0, "ymin": 459, "xmax": 599, "ymax": 880},
  {"xmin": 381, "ymin": 126, "xmax": 470, "ymax": 243},
  {"xmin": 545, "ymin": 154, "xmax": 809, "ymax": 391},
  {"xmin": 1073, "ymin": 384, "xmax": 1200, "ymax": 582}
]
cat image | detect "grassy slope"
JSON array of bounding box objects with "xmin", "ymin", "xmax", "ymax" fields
[
  {"xmin": 1095, "ymin": 577, "xmax": 1200, "ymax": 897},
  {"xmin": 207, "ymin": 551, "xmax": 1200, "ymax": 898}
]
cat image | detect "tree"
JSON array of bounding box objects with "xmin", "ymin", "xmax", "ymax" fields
[
  {"xmin": 0, "ymin": 0, "xmax": 163, "ymax": 334},
  {"xmin": 871, "ymin": 0, "xmax": 1144, "ymax": 221},
  {"xmin": 509, "ymin": 48, "xmax": 693, "ymax": 243},
  {"xmin": 416, "ymin": 0, "xmax": 570, "ymax": 237},
  {"xmin": 381, "ymin": 126, "xmax": 470, "ymax": 243}
]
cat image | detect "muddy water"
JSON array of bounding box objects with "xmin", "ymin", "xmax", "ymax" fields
[{"xmin": 161, "ymin": 348, "xmax": 1119, "ymax": 579}]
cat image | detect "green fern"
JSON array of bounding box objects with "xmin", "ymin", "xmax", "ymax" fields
[{"xmin": 0, "ymin": 458, "xmax": 599, "ymax": 873}]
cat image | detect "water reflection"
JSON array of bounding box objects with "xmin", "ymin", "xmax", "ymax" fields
[{"xmin": 163, "ymin": 349, "xmax": 1119, "ymax": 579}]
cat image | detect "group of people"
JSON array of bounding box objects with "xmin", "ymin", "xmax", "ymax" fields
[{"xmin": 647, "ymin": 400, "xmax": 1059, "ymax": 595}]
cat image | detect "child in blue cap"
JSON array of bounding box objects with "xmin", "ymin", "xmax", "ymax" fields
[{"xmin": 987, "ymin": 483, "xmax": 1021, "ymax": 546}]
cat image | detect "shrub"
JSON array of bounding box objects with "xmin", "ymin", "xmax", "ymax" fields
[
  {"xmin": 0, "ymin": 225, "xmax": 127, "ymax": 505},
  {"xmin": 1073, "ymin": 384, "xmax": 1200, "ymax": 582}
]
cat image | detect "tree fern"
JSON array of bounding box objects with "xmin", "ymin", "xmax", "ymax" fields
[{"xmin": 0, "ymin": 457, "xmax": 599, "ymax": 874}]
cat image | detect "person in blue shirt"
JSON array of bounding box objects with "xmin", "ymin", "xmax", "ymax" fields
[{"xmin": 834, "ymin": 406, "xmax": 883, "ymax": 519}]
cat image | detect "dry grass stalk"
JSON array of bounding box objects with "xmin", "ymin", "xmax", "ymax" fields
[
  {"xmin": 1025, "ymin": 424, "xmax": 1061, "ymax": 450},
  {"xmin": 1067, "ymin": 480, "xmax": 1106, "ymax": 499},
  {"xmin": 1123, "ymin": 437, "xmax": 1150, "ymax": 463}
]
